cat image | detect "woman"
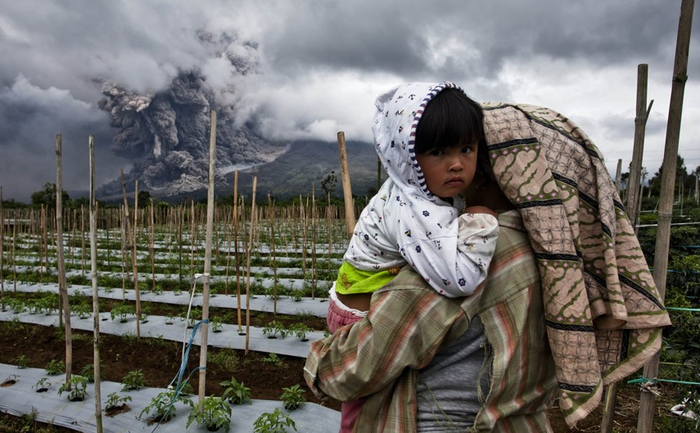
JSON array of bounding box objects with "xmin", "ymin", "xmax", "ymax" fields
[{"xmin": 304, "ymin": 92, "xmax": 670, "ymax": 432}]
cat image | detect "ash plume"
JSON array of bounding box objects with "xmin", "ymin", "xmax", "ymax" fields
[{"xmin": 96, "ymin": 34, "xmax": 286, "ymax": 199}]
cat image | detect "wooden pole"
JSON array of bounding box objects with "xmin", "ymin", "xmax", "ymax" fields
[
  {"xmin": 337, "ymin": 132, "xmax": 356, "ymax": 239},
  {"xmin": 132, "ymin": 180, "xmax": 140, "ymax": 338},
  {"xmin": 311, "ymin": 184, "xmax": 317, "ymax": 299},
  {"xmin": 615, "ymin": 159, "xmax": 623, "ymax": 197},
  {"xmin": 638, "ymin": 1, "xmax": 695, "ymax": 432},
  {"xmin": 327, "ymin": 192, "xmax": 332, "ymax": 273},
  {"xmin": 301, "ymin": 195, "xmax": 307, "ymax": 281},
  {"xmin": 120, "ymin": 170, "xmax": 131, "ymax": 302},
  {"xmin": 268, "ymin": 194, "xmax": 278, "ymax": 315},
  {"xmin": 150, "ymin": 199, "xmax": 155, "ymax": 292},
  {"xmin": 81, "ymin": 206, "xmax": 86, "ymax": 277},
  {"xmin": 625, "ymin": 64, "xmax": 653, "ymax": 230},
  {"xmin": 40, "ymin": 206, "xmax": 45, "ymax": 284},
  {"xmin": 234, "ymin": 172, "xmax": 242, "ymax": 334},
  {"xmin": 55, "ymin": 134, "xmax": 73, "ymax": 385},
  {"xmin": 601, "ymin": 64, "xmax": 652, "ymax": 433},
  {"xmin": 198, "ymin": 109, "xmax": 217, "ymax": 405},
  {"xmin": 88, "ymin": 135, "xmax": 103, "ymax": 433},
  {"xmin": 1, "ymin": 186, "xmax": 4, "ymax": 306},
  {"xmin": 245, "ymin": 176, "xmax": 258, "ymax": 355}
]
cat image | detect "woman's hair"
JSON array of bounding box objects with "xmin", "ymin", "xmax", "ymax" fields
[{"xmin": 415, "ymin": 88, "xmax": 493, "ymax": 182}]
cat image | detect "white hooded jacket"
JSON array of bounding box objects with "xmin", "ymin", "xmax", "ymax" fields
[{"xmin": 343, "ymin": 82, "xmax": 498, "ymax": 297}]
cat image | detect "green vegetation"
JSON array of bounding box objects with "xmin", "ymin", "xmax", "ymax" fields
[
  {"xmin": 221, "ymin": 377, "xmax": 252, "ymax": 405},
  {"xmin": 57, "ymin": 376, "xmax": 88, "ymax": 401},
  {"xmin": 121, "ymin": 369, "xmax": 146, "ymax": 391},
  {"xmin": 186, "ymin": 396, "xmax": 232, "ymax": 431},
  {"xmin": 280, "ymin": 384, "xmax": 306, "ymax": 411},
  {"xmin": 253, "ymin": 408, "xmax": 297, "ymax": 433}
]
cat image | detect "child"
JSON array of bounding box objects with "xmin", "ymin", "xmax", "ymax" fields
[{"xmin": 327, "ymin": 82, "xmax": 499, "ymax": 432}]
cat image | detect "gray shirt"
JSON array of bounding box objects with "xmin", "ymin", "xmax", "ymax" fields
[{"xmin": 416, "ymin": 316, "xmax": 489, "ymax": 432}]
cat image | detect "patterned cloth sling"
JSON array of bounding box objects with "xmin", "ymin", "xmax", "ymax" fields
[{"xmin": 482, "ymin": 103, "xmax": 672, "ymax": 427}]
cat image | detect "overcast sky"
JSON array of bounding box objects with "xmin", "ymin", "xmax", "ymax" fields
[{"xmin": 1, "ymin": 0, "xmax": 699, "ymax": 202}]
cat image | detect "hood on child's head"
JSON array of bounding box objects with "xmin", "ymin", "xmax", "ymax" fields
[{"xmin": 371, "ymin": 82, "xmax": 465, "ymax": 199}]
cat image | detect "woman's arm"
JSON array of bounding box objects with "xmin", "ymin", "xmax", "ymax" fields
[{"xmin": 304, "ymin": 269, "xmax": 468, "ymax": 402}]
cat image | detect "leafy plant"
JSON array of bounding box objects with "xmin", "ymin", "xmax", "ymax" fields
[
  {"xmin": 7, "ymin": 298, "xmax": 26, "ymax": 314},
  {"xmin": 139, "ymin": 385, "xmax": 193, "ymax": 423},
  {"xmin": 186, "ymin": 396, "xmax": 232, "ymax": 431},
  {"xmin": 211, "ymin": 316, "xmax": 223, "ymax": 333},
  {"xmin": 105, "ymin": 392, "xmax": 132, "ymax": 410},
  {"xmin": 58, "ymin": 375, "xmax": 88, "ymax": 401},
  {"xmin": 262, "ymin": 321, "xmax": 287, "ymax": 339},
  {"xmin": 280, "ymin": 384, "xmax": 306, "ymax": 410},
  {"xmin": 35, "ymin": 293, "xmax": 58, "ymax": 315},
  {"xmin": 44, "ymin": 359, "xmax": 65, "ymax": 376},
  {"xmin": 79, "ymin": 364, "xmax": 96, "ymax": 383},
  {"xmin": 2, "ymin": 374, "xmax": 18, "ymax": 386},
  {"xmin": 262, "ymin": 353, "xmax": 285, "ymax": 367},
  {"xmin": 110, "ymin": 304, "xmax": 136, "ymax": 323},
  {"xmin": 221, "ymin": 377, "xmax": 252, "ymax": 405},
  {"xmin": 289, "ymin": 323, "xmax": 313, "ymax": 342},
  {"xmin": 121, "ymin": 369, "xmax": 146, "ymax": 391},
  {"xmin": 33, "ymin": 377, "xmax": 51, "ymax": 392},
  {"xmin": 73, "ymin": 303, "xmax": 92, "ymax": 319},
  {"xmin": 290, "ymin": 289, "xmax": 303, "ymax": 302},
  {"xmin": 253, "ymin": 408, "xmax": 297, "ymax": 433},
  {"xmin": 209, "ymin": 349, "xmax": 240, "ymax": 372},
  {"xmin": 15, "ymin": 355, "xmax": 29, "ymax": 369}
]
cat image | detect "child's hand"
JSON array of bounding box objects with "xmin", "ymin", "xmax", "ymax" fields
[{"xmin": 463, "ymin": 205, "xmax": 497, "ymax": 218}]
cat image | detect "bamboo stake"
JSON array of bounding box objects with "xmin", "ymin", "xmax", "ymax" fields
[
  {"xmin": 311, "ymin": 184, "xmax": 316, "ymax": 299},
  {"xmin": 81, "ymin": 205, "xmax": 86, "ymax": 277},
  {"xmin": 55, "ymin": 134, "xmax": 73, "ymax": 385},
  {"xmin": 638, "ymin": 1, "xmax": 695, "ymax": 432},
  {"xmin": 150, "ymin": 199, "xmax": 155, "ymax": 292},
  {"xmin": 190, "ymin": 201, "xmax": 195, "ymax": 285},
  {"xmin": 225, "ymin": 184, "xmax": 233, "ymax": 296},
  {"xmin": 88, "ymin": 135, "xmax": 103, "ymax": 433},
  {"xmin": 234, "ymin": 172, "xmax": 243, "ymax": 334},
  {"xmin": 1, "ymin": 186, "xmax": 4, "ymax": 306},
  {"xmin": 40, "ymin": 206, "xmax": 45, "ymax": 284},
  {"xmin": 301, "ymin": 195, "xmax": 307, "ymax": 280},
  {"xmin": 120, "ymin": 206, "xmax": 126, "ymax": 300},
  {"xmin": 198, "ymin": 109, "xmax": 217, "ymax": 405},
  {"xmin": 12, "ymin": 218, "xmax": 16, "ymax": 292},
  {"xmin": 178, "ymin": 205, "xmax": 184, "ymax": 293},
  {"xmin": 614, "ymin": 159, "xmax": 622, "ymax": 197},
  {"xmin": 327, "ymin": 192, "xmax": 332, "ymax": 273},
  {"xmin": 71, "ymin": 208, "xmax": 77, "ymax": 267},
  {"xmin": 625, "ymin": 64, "xmax": 653, "ymax": 230},
  {"xmin": 269, "ymin": 194, "xmax": 278, "ymax": 315},
  {"xmin": 601, "ymin": 64, "xmax": 653, "ymax": 433},
  {"xmin": 337, "ymin": 132, "xmax": 356, "ymax": 238},
  {"xmin": 133, "ymin": 180, "xmax": 140, "ymax": 339},
  {"xmin": 245, "ymin": 177, "xmax": 258, "ymax": 355},
  {"xmin": 120, "ymin": 170, "xmax": 132, "ymax": 302}
]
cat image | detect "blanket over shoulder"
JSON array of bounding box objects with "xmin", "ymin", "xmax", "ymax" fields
[{"xmin": 482, "ymin": 102, "xmax": 672, "ymax": 428}]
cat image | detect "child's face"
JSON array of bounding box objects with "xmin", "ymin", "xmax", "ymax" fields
[{"xmin": 415, "ymin": 142, "xmax": 478, "ymax": 199}]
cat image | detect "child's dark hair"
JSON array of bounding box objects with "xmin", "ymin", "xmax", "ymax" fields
[{"xmin": 415, "ymin": 88, "xmax": 493, "ymax": 182}]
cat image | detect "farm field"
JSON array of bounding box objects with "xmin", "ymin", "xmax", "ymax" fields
[{"xmin": 0, "ymin": 201, "xmax": 698, "ymax": 432}]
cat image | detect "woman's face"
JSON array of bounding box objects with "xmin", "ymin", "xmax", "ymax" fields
[{"xmin": 415, "ymin": 142, "xmax": 478, "ymax": 199}]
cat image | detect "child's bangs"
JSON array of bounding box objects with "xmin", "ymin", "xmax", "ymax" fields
[{"xmin": 414, "ymin": 89, "xmax": 484, "ymax": 154}]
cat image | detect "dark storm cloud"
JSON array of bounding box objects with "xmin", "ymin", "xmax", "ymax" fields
[
  {"xmin": 0, "ymin": 76, "xmax": 130, "ymax": 202},
  {"xmin": 260, "ymin": 0, "xmax": 691, "ymax": 81},
  {"xmin": 0, "ymin": 0, "xmax": 698, "ymax": 200}
]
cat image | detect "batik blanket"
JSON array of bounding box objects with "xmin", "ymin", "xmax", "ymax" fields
[{"xmin": 482, "ymin": 102, "xmax": 672, "ymax": 427}]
